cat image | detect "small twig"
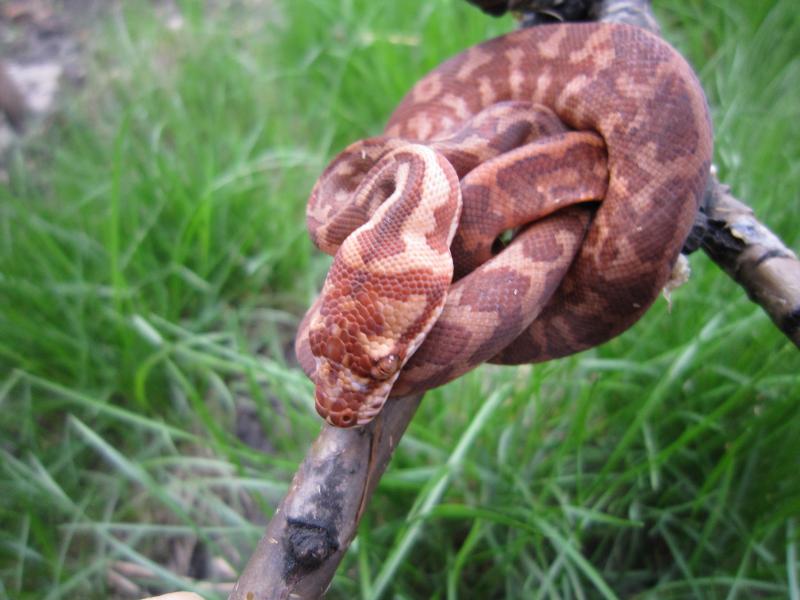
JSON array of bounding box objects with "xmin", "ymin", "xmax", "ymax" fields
[{"xmin": 228, "ymin": 1, "xmax": 799, "ymax": 598}]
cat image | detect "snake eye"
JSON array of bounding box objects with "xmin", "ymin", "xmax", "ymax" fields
[{"xmin": 371, "ymin": 354, "xmax": 400, "ymax": 380}]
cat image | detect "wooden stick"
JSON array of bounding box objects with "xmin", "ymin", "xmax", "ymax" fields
[
  {"xmin": 228, "ymin": 1, "xmax": 799, "ymax": 598},
  {"xmin": 228, "ymin": 393, "xmax": 423, "ymax": 599},
  {"xmin": 699, "ymin": 176, "xmax": 800, "ymax": 347}
]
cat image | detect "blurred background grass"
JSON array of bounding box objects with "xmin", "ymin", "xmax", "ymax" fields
[{"xmin": 0, "ymin": 0, "xmax": 798, "ymax": 598}]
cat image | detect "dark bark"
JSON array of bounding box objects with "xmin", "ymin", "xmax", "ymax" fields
[
  {"xmin": 465, "ymin": 0, "xmax": 595, "ymax": 22},
  {"xmin": 697, "ymin": 177, "xmax": 800, "ymax": 347}
]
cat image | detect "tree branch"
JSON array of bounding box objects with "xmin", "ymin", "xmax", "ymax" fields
[
  {"xmin": 227, "ymin": 1, "xmax": 799, "ymax": 598},
  {"xmin": 228, "ymin": 393, "xmax": 423, "ymax": 599},
  {"xmin": 699, "ymin": 176, "xmax": 800, "ymax": 347}
]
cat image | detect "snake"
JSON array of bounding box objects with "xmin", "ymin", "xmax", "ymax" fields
[{"xmin": 294, "ymin": 22, "xmax": 713, "ymax": 427}]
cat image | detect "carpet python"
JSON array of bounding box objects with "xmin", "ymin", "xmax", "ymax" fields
[{"xmin": 295, "ymin": 22, "xmax": 713, "ymax": 427}]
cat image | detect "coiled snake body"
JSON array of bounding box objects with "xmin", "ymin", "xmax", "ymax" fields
[{"xmin": 295, "ymin": 23, "xmax": 713, "ymax": 427}]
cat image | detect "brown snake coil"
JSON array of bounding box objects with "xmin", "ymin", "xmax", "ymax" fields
[{"xmin": 295, "ymin": 23, "xmax": 713, "ymax": 427}]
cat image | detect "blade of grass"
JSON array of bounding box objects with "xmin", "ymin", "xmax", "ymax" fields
[{"xmin": 369, "ymin": 383, "xmax": 510, "ymax": 599}]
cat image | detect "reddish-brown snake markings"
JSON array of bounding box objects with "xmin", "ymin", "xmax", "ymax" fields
[{"xmin": 295, "ymin": 22, "xmax": 714, "ymax": 427}]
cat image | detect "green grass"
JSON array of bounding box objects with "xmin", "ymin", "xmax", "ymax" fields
[{"xmin": 1, "ymin": 0, "xmax": 798, "ymax": 598}]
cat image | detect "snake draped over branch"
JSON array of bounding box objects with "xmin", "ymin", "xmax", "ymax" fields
[{"xmin": 294, "ymin": 22, "xmax": 714, "ymax": 427}]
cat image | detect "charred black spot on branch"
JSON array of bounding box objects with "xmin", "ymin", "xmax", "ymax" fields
[
  {"xmin": 284, "ymin": 517, "xmax": 339, "ymax": 578},
  {"xmin": 281, "ymin": 455, "xmax": 357, "ymax": 580},
  {"xmin": 700, "ymin": 215, "xmax": 746, "ymax": 264}
]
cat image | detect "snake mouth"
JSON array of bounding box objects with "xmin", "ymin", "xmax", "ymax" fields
[
  {"xmin": 313, "ymin": 378, "xmax": 392, "ymax": 428},
  {"xmin": 314, "ymin": 388, "xmax": 358, "ymax": 427}
]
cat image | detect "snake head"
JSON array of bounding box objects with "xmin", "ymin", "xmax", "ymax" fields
[
  {"xmin": 306, "ymin": 265, "xmax": 448, "ymax": 428},
  {"xmin": 306, "ymin": 143, "xmax": 460, "ymax": 427},
  {"xmin": 310, "ymin": 335, "xmax": 404, "ymax": 427}
]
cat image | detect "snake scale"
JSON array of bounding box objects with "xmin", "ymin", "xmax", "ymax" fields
[{"xmin": 295, "ymin": 22, "xmax": 713, "ymax": 427}]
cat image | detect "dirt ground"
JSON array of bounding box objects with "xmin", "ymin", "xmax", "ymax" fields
[
  {"xmin": 0, "ymin": 0, "xmax": 183, "ymax": 165},
  {"xmin": 0, "ymin": 0, "xmax": 98, "ymax": 149}
]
